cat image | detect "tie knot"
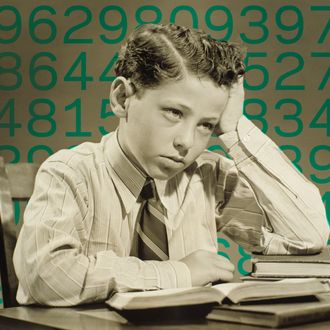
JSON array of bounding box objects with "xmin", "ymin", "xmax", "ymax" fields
[{"xmin": 140, "ymin": 177, "xmax": 156, "ymax": 200}]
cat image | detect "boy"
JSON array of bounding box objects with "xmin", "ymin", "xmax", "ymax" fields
[{"xmin": 14, "ymin": 24, "xmax": 328, "ymax": 306}]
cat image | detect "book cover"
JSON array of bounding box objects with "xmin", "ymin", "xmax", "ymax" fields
[
  {"xmin": 252, "ymin": 247, "xmax": 330, "ymax": 264},
  {"xmin": 207, "ymin": 293, "xmax": 330, "ymax": 328}
]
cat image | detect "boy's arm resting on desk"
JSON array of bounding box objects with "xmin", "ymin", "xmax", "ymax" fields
[
  {"xmin": 13, "ymin": 160, "xmax": 191, "ymax": 307},
  {"xmin": 217, "ymin": 115, "xmax": 328, "ymax": 255}
]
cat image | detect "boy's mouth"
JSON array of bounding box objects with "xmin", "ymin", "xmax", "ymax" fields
[
  {"xmin": 163, "ymin": 155, "xmax": 185, "ymax": 163},
  {"xmin": 160, "ymin": 155, "xmax": 185, "ymax": 166}
]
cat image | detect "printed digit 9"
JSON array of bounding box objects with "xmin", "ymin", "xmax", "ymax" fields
[
  {"xmin": 0, "ymin": 5, "xmax": 21, "ymax": 44},
  {"xmin": 205, "ymin": 6, "xmax": 233, "ymax": 41}
]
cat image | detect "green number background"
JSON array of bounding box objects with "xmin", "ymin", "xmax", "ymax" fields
[{"xmin": 0, "ymin": 1, "xmax": 329, "ymax": 306}]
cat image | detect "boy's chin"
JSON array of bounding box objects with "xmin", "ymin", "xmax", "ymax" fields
[
  {"xmin": 149, "ymin": 168, "xmax": 184, "ymax": 180},
  {"xmin": 149, "ymin": 172, "xmax": 176, "ymax": 181}
]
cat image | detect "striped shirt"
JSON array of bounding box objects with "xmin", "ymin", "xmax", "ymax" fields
[{"xmin": 13, "ymin": 116, "xmax": 328, "ymax": 306}]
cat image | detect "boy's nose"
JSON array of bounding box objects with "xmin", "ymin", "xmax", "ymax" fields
[{"xmin": 173, "ymin": 128, "xmax": 195, "ymax": 152}]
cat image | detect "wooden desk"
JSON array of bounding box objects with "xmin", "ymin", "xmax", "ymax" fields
[{"xmin": 1, "ymin": 305, "xmax": 330, "ymax": 330}]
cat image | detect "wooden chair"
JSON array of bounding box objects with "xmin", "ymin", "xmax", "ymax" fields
[{"xmin": 0, "ymin": 157, "xmax": 39, "ymax": 308}]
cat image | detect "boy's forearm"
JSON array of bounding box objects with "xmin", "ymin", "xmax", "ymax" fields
[{"xmin": 218, "ymin": 116, "xmax": 328, "ymax": 254}]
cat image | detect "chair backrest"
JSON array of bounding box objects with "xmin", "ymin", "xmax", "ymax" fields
[{"xmin": 0, "ymin": 157, "xmax": 39, "ymax": 308}]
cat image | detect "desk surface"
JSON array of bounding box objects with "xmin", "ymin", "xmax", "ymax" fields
[{"xmin": 1, "ymin": 304, "xmax": 330, "ymax": 330}]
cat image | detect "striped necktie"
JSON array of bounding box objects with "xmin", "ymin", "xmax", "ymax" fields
[{"xmin": 133, "ymin": 177, "xmax": 169, "ymax": 261}]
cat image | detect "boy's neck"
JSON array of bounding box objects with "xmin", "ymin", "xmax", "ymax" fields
[{"xmin": 115, "ymin": 128, "xmax": 149, "ymax": 179}]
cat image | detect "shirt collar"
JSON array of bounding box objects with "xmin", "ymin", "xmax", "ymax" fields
[{"xmin": 103, "ymin": 130, "xmax": 146, "ymax": 214}]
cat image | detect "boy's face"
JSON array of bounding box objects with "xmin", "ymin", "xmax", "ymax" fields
[{"xmin": 117, "ymin": 73, "xmax": 229, "ymax": 180}]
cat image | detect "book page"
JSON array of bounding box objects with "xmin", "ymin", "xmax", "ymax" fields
[
  {"xmin": 212, "ymin": 282, "xmax": 246, "ymax": 297},
  {"xmin": 211, "ymin": 279, "xmax": 328, "ymax": 299},
  {"xmin": 113, "ymin": 287, "xmax": 192, "ymax": 299}
]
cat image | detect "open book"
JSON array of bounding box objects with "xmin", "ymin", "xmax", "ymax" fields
[{"xmin": 106, "ymin": 278, "xmax": 330, "ymax": 311}]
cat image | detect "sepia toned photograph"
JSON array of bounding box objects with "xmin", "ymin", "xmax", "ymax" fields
[{"xmin": 0, "ymin": 1, "xmax": 329, "ymax": 329}]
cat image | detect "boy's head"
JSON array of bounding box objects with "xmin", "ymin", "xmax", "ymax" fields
[
  {"xmin": 110, "ymin": 24, "xmax": 245, "ymax": 180},
  {"xmin": 115, "ymin": 23, "xmax": 245, "ymax": 92}
]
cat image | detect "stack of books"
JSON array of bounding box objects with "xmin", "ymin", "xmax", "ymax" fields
[
  {"xmin": 208, "ymin": 248, "xmax": 330, "ymax": 327},
  {"xmin": 105, "ymin": 248, "xmax": 330, "ymax": 327},
  {"xmin": 245, "ymin": 247, "xmax": 330, "ymax": 280}
]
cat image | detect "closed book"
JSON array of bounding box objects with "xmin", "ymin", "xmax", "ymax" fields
[
  {"xmin": 251, "ymin": 248, "xmax": 330, "ymax": 278},
  {"xmin": 207, "ymin": 293, "xmax": 330, "ymax": 328},
  {"xmin": 106, "ymin": 278, "xmax": 329, "ymax": 311}
]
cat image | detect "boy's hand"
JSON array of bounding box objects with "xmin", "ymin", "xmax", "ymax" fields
[
  {"xmin": 214, "ymin": 77, "xmax": 244, "ymax": 135},
  {"xmin": 180, "ymin": 250, "xmax": 235, "ymax": 286}
]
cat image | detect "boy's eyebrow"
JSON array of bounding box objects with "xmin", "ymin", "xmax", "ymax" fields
[
  {"xmin": 162, "ymin": 100, "xmax": 191, "ymax": 111},
  {"xmin": 203, "ymin": 116, "xmax": 219, "ymax": 122}
]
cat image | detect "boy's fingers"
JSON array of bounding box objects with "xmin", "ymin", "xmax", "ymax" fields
[
  {"xmin": 218, "ymin": 269, "xmax": 234, "ymax": 282},
  {"xmin": 228, "ymin": 76, "xmax": 244, "ymax": 100},
  {"xmin": 219, "ymin": 262, "xmax": 235, "ymax": 273},
  {"xmin": 217, "ymin": 76, "xmax": 245, "ymax": 134},
  {"xmin": 215, "ymin": 256, "xmax": 235, "ymax": 272}
]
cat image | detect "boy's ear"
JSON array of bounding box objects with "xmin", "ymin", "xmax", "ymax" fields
[{"xmin": 110, "ymin": 77, "xmax": 134, "ymax": 118}]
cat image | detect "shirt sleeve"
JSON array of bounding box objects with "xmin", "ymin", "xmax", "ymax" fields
[
  {"xmin": 13, "ymin": 158, "xmax": 191, "ymax": 307},
  {"xmin": 216, "ymin": 115, "xmax": 328, "ymax": 255}
]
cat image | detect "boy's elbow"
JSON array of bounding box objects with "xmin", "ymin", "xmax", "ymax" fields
[
  {"xmin": 306, "ymin": 236, "xmax": 328, "ymax": 254},
  {"xmin": 16, "ymin": 271, "xmax": 81, "ymax": 307},
  {"xmin": 14, "ymin": 248, "xmax": 76, "ymax": 306},
  {"xmin": 300, "ymin": 205, "xmax": 329, "ymax": 254},
  {"xmin": 14, "ymin": 259, "xmax": 53, "ymax": 306},
  {"xmin": 302, "ymin": 222, "xmax": 329, "ymax": 254}
]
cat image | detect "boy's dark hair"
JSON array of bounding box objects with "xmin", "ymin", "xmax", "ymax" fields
[{"xmin": 115, "ymin": 23, "xmax": 245, "ymax": 90}]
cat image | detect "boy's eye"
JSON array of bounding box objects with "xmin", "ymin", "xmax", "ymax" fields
[
  {"xmin": 164, "ymin": 108, "xmax": 183, "ymax": 120},
  {"xmin": 201, "ymin": 122, "xmax": 215, "ymax": 131}
]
